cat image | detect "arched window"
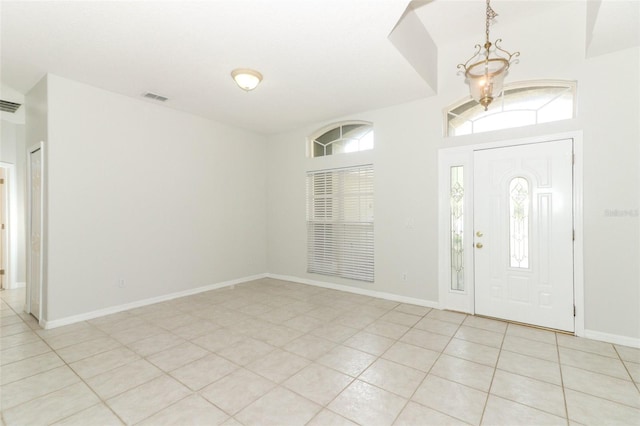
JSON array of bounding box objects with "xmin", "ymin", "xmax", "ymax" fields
[
  {"xmin": 309, "ymin": 121, "xmax": 373, "ymax": 157},
  {"xmin": 445, "ymin": 80, "xmax": 576, "ymax": 137}
]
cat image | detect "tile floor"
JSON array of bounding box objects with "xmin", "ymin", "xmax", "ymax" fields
[{"xmin": 1, "ymin": 278, "xmax": 639, "ymax": 425}]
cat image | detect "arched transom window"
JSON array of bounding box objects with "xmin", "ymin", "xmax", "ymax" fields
[
  {"xmin": 446, "ymin": 80, "xmax": 576, "ymax": 137},
  {"xmin": 309, "ymin": 121, "xmax": 374, "ymax": 157}
]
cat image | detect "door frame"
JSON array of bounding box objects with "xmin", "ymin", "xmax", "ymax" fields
[
  {"xmin": 27, "ymin": 142, "xmax": 45, "ymax": 323},
  {"xmin": 0, "ymin": 162, "xmax": 18, "ymax": 290},
  {"xmin": 438, "ymin": 131, "xmax": 584, "ymax": 336}
]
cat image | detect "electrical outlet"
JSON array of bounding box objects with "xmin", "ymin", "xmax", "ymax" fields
[
  {"xmin": 117, "ymin": 278, "xmax": 125, "ymax": 288},
  {"xmin": 402, "ymin": 273, "xmax": 408, "ymax": 281}
]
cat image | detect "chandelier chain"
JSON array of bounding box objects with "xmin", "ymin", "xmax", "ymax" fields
[{"xmin": 485, "ymin": 0, "xmax": 498, "ymax": 45}]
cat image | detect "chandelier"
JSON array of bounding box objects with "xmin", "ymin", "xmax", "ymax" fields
[{"xmin": 457, "ymin": 0, "xmax": 520, "ymax": 110}]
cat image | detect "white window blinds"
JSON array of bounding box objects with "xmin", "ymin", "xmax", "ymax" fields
[{"xmin": 306, "ymin": 165, "xmax": 374, "ymax": 282}]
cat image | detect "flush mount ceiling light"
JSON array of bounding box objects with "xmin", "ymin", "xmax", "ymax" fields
[
  {"xmin": 457, "ymin": 0, "xmax": 520, "ymax": 110},
  {"xmin": 231, "ymin": 68, "xmax": 263, "ymax": 91}
]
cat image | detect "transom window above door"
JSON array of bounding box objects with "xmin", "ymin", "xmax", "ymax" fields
[
  {"xmin": 445, "ymin": 80, "xmax": 576, "ymax": 137},
  {"xmin": 309, "ymin": 122, "xmax": 374, "ymax": 157}
]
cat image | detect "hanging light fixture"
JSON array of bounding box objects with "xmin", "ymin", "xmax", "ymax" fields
[
  {"xmin": 231, "ymin": 68, "xmax": 263, "ymax": 91},
  {"xmin": 457, "ymin": 0, "xmax": 520, "ymax": 110}
]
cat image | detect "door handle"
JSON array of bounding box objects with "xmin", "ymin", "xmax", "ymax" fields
[
  {"xmin": 476, "ymin": 242, "xmax": 483, "ymax": 249},
  {"xmin": 476, "ymin": 231, "xmax": 483, "ymax": 237}
]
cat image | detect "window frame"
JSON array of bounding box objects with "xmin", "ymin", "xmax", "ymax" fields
[
  {"xmin": 444, "ymin": 80, "xmax": 577, "ymax": 137},
  {"xmin": 307, "ymin": 121, "xmax": 374, "ymax": 158}
]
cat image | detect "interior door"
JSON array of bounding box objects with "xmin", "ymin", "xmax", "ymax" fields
[
  {"xmin": 0, "ymin": 168, "xmax": 5, "ymax": 289},
  {"xmin": 473, "ymin": 139, "xmax": 574, "ymax": 331},
  {"xmin": 29, "ymin": 147, "xmax": 43, "ymax": 320}
]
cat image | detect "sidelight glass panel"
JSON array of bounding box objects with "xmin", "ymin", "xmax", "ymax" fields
[
  {"xmin": 450, "ymin": 166, "xmax": 464, "ymax": 291},
  {"xmin": 509, "ymin": 177, "xmax": 530, "ymax": 268}
]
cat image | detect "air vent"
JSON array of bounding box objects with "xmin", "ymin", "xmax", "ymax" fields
[
  {"xmin": 142, "ymin": 92, "xmax": 169, "ymax": 102},
  {"xmin": 0, "ymin": 100, "xmax": 22, "ymax": 113}
]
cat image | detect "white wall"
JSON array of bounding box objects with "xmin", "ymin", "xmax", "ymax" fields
[
  {"xmin": 42, "ymin": 74, "xmax": 268, "ymax": 321},
  {"xmin": 267, "ymin": 2, "xmax": 639, "ymax": 341}
]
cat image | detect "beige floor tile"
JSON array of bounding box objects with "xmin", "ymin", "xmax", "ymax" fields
[
  {"xmin": 147, "ymin": 341, "xmax": 210, "ymax": 372},
  {"xmin": 0, "ymin": 330, "xmax": 41, "ymax": 350},
  {"xmin": 152, "ymin": 313, "xmax": 200, "ymax": 331},
  {"xmin": 344, "ymin": 331, "xmax": 395, "ymax": 356},
  {"xmin": 51, "ymin": 403, "xmax": 124, "ymax": 426},
  {"xmin": 307, "ymin": 409, "xmax": 358, "ymax": 426},
  {"xmin": 170, "ymin": 353, "xmax": 238, "ymax": 390},
  {"xmin": 444, "ymin": 338, "xmax": 500, "ymax": 367},
  {"xmin": 55, "ymin": 336, "xmax": 122, "ymax": 364},
  {"xmin": 170, "ymin": 319, "xmax": 219, "ymax": 340},
  {"xmin": 565, "ymin": 389, "xmax": 640, "ymax": 425},
  {"xmin": 381, "ymin": 341, "xmax": 440, "ymax": 372},
  {"xmin": 69, "ymin": 347, "xmax": 140, "ymax": 379},
  {"xmin": 126, "ymin": 332, "xmax": 184, "ymax": 357},
  {"xmin": 482, "ymin": 395, "xmax": 567, "ymax": 426},
  {"xmin": 0, "ymin": 340, "xmax": 51, "ymax": 365},
  {"xmin": 413, "ymin": 317, "xmax": 460, "ymax": 337},
  {"xmin": 359, "ymin": 358, "xmax": 426, "ymax": 398},
  {"xmin": 0, "ymin": 351, "xmax": 64, "ymax": 385},
  {"xmin": 394, "ymin": 401, "xmax": 469, "ymax": 426},
  {"xmin": 200, "ymin": 368, "xmax": 276, "ymax": 415},
  {"xmin": 400, "ymin": 328, "xmax": 451, "ymax": 352},
  {"xmin": 462, "ymin": 316, "xmax": 508, "ymax": 334},
  {"xmin": 42, "ymin": 327, "xmax": 108, "ymax": 350},
  {"xmin": 92, "ymin": 316, "xmax": 149, "ymax": 335},
  {"xmin": 246, "ymin": 348, "xmax": 309, "ymax": 383},
  {"xmin": 501, "ymin": 335, "xmax": 558, "ymax": 362},
  {"xmin": 490, "ymin": 369, "xmax": 566, "ymax": 417},
  {"xmin": 412, "ymin": 375, "xmax": 487, "ymax": 425},
  {"xmin": 311, "ymin": 323, "xmax": 360, "ymax": 343},
  {"xmin": 1, "ymin": 322, "xmax": 36, "ymax": 337},
  {"xmin": 332, "ymin": 312, "xmax": 378, "ymax": 329},
  {"xmin": 393, "ymin": 303, "xmax": 431, "ymax": 317},
  {"xmin": 2, "ymin": 382, "xmax": 100, "ymax": 426},
  {"xmin": 216, "ymin": 337, "xmax": 276, "ymax": 366},
  {"xmin": 283, "ymin": 363, "xmax": 353, "ymax": 405},
  {"xmin": 1, "ymin": 365, "xmax": 80, "ymax": 410},
  {"xmin": 106, "ymin": 375, "xmax": 191, "ymax": 425},
  {"xmin": 85, "ymin": 358, "xmax": 162, "ymax": 399},
  {"xmin": 497, "ymin": 350, "xmax": 562, "ymax": 385},
  {"xmin": 329, "ymin": 380, "xmax": 407, "ymax": 426},
  {"xmin": 192, "ymin": 328, "xmax": 245, "ymax": 352},
  {"xmin": 110, "ymin": 323, "xmax": 165, "ymax": 345},
  {"xmin": 252, "ymin": 324, "xmax": 304, "ymax": 347},
  {"xmin": 138, "ymin": 394, "xmax": 229, "ymax": 425},
  {"xmin": 256, "ymin": 307, "xmax": 298, "ymax": 324},
  {"xmin": 282, "ymin": 315, "xmax": 325, "ymax": 332},
  {"xmin": 379, "ymin": 310, "xmax": 421, "ymax": 327},
  {"xmin": 625, "ymin": 361, "xmax": 640, "ymax": 383},
  {"xmin": 284, "ymin": 334, "xmax": 337, "ymax": 360},
  {"xmin": 506, "ymin": 323, "xmax": 557, "ymax": 344},
  {"xmin": 426, "ymin": 309, "xmax": 467, "ymax": 325},
  {"xmin": 557, "ymin": 334, "xmax": 618, "ymax": 358},
  {"xmin": 317, "ymin": 345, "xmax": 377, "ymax": 377},
  {"xmin": 455, "ymin": 325, "xmax": 504, "ymax": 348},
  {"xmin": 561, "ymin": 365, "xmax": 640, "ymax": 408},
  {"xmin": 616, "ymin": 345, "xmax": 640, "ymax": 363},
  {"xmin": 364, "ymin": 320, "xmax": 410, "ymax": 339},
  {"xmin": 431, "ymin": 354, "xmax": 495, "ymax": 392},
  {"xmin": 235, "ymin": 386, "xmax": 321, "ymax": 426},
  {"xmin": 559, "ymin": 346, "xmax": 631, "ymax": 379},
  {"xmin": 306, "ymin": 306, "xmax": 344, "ymax": 321}
]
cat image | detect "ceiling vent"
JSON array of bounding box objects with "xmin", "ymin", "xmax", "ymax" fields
[
  {"xmin": 0, "ymin": 100, "xmax": 22, "ymax": 113},
  {"xmin": 142, "ymin": 92, "xmax": 169, "ymax": 102}
]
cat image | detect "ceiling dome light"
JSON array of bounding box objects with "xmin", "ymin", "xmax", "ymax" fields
[
  {"xmin": 457, "ymin": 0, "xmax": 520, "ymax": 110},
  {"xmin": 231, "ymin": 68, "xmax": 263, "ymax": 91}
]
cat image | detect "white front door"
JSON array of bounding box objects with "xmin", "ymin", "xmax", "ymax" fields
[{"xmin": 473, "ymin": 139, "xmax": 574, "ymax": 331}]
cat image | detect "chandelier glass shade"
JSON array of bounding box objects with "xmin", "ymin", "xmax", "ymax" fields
[{"xmin": 458, "ymin": 0, "xmax": 519, "ymax": 110}]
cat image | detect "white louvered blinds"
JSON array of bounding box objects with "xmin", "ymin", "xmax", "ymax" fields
[{"xmin": 306, "ymin": 165, "xmax": 374, "ymax": 282}]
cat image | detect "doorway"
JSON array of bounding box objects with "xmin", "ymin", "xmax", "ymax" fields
[{"xmin": 438, "ymin": 133, "xmax": 584, "ymax": 334}]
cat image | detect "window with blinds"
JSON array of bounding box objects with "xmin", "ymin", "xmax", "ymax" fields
[{"xmin": 306, "ymin": 165, "xmax": 374, "ymax": 282}]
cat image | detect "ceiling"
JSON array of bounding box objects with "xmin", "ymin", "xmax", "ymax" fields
[{"xmin": 1, "ymin": 0, "xmax": 637, "ymax": 134}]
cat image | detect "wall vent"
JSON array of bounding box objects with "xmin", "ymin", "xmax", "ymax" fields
[
  {"xmin": 0, "ymin": 100, "xmax": 22, "ymax": 113},
  {"xmin": 142, "ymin": 92, "xmax": 169, "ymax": 102}
]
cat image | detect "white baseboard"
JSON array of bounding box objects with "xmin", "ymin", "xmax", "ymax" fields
[
  {"xmin": 41, "ymin": 273, "xmax": 268, "ymax": 329},
  {"xmin": 583, "ymin": 329, "xmax": 640, "ymax": 349},
  {"xmin": 266, "ymin": 273, "xmax": 440, "ymax": 309}
]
